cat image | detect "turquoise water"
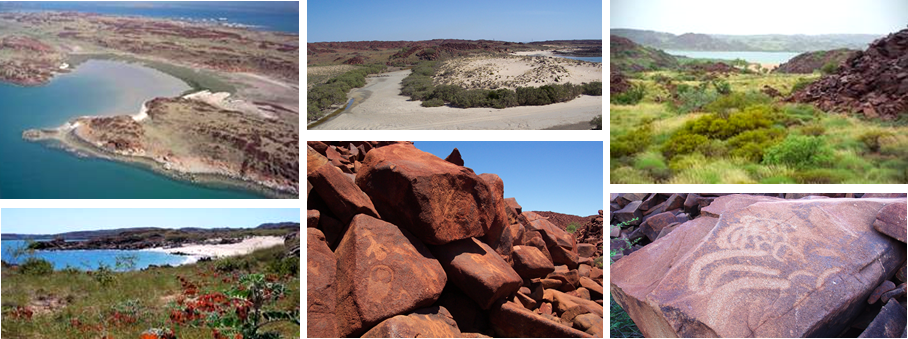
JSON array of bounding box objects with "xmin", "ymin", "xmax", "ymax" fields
[
  {"xmin": 556, "ymin": 56, "xmax": 602, "ymax": 63},
  {"xmin": 665, "ymin": 50, "xmax": 801, "ymax": 64},
  {"xmin": 0, "ymin": 60, "xmax": 263, "ymax": 198},
  {"xmin": 1, "ymin": 240, "xmax": 188, "ymax": 271},
  {"xmin": 0, "ymin": 1, "xmax": 299, "ymax": 33}
]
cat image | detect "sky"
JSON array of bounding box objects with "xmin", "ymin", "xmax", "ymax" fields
[
  {"xmin": 0, "ymin": 208, "xmax": 300, "ymax": 234},
  {"xmin": 307, "ymin": 0, "xmax": 602, "ymax": 42},
  {"xmin": 413, "ymin": 141, "xmax": 603, "ymax": 216},
  {"xmin": 610, "ymin": 0, "xmax": 908, "ymax": 35}
]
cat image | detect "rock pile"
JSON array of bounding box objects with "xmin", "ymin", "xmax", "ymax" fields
[
  {"xmin": 790, "ymin": 29, "xmax": 908, "ymax": 120},
  {"xmin": 610, "ymin": 193, "xmax": 907, "ymax": 337},
  {"xmin": 308, "ymin": 141, "xmax": 603, "ymax": 338},
  {"xmin": 774, "ymin": 48, "xmax": 857, "ymax": 74},
  {"xmin": 610, "ymin": 69, "xmax": 630, "ymax": 94}
]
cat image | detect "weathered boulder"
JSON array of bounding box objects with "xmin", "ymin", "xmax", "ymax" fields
[
  {"xmin": 432, "ymin": 237, "xmax": 522, "ymax": 310},
  {"xmin": 577, "ymin": 243, "xmax": 597, "ymax": 258},
  {"xmin": 523, "ymin": 212, "xmax": 578, "ymax": 268},
  {"xmin": 361, "ymin": 306, "xmax": 462, "ymax": 338},
  {"xmin": 478, "ymin": 173, "xmax": 512, "ymax": 261},
  {"xmin": 489, "ymin": 301, "xmax": 593, "ymax": 338},
  {"xmin": 873, "ymin": 201, "xmax": 907, "ymax": 243},
  {"xmin": 307, "ymin": 146, "xmax": 380, "ymax": 223},
  {"xmin": 639, "ymin": 212, "xmax": 678, "ymax": 242},
  {"xmin": 611, "ymin": 197, "xmax": 907, "ymax": 337},
  {"xmin": 435, "ymin": 285, "xmax": 485, "ymax": 333},
  {"xmin": 613, "ymin": 201, "xmax": 643, "ymax": 225},
  {"xmin": 511, "ymin": 245, "xmax": 555, "ymax": 279},
  {"xmin": 335, "ymin": 214, "xmax": 447, "ymax": 337},
  {"xmin": 355, "ymin": 143, "xmax": 495, "ymax": 245},
  {"xmin": 858, "ymin": 299, "xmax": 906, "ymax": 338},
  {"xmin": 868, "ymin": 280, "xmax": 896, "ymax": 304},
  {"xmin": 307, "ymin": 228, "xmax": 336, "ymax": 338}
]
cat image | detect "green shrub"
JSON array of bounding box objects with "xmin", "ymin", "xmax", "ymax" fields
[
  {"xmin": 421, "ymin": 97, "xmax": 445, "ymax": 107},
  {"xmin": 610, "ymin": 83, "xmax": 645, "ymax": 105},
  {"xmin": 20, "ymin": 257, "xmax": 53, "ymax": 275},
  {"xmin": 799, "ymin": 123, "xmax": 826, "ymax": 136},
  {"xmin": 489, "ymin": 88, "xmax": 518, "ymax": 108},
  {"xmin": 590, "ymin": 115, "xmax": 602, "ymax": 130},
  {"xmin": 712, "ymin": 79, "xmax": 732, "ymax": 95},
  {"xmin": 215, "ymin": 256, "xmax": 252, "ymax": 273},
  {"xmin": 726, "ymin": 128, "xmax": 786, "ymax": 161},
  {"xmin": 703, "ymin": 92, "xmax": 772, "ymax": 117},
  {"xmin": 611, "ymin": 124, "xmax": 653, "ymax": 158},
  {"xmin": 687, "ymin": 105, "xmax": 775, "ymax": 140},
  {"xmin": 820, "ymin": 61, "xmax": 839, "ymax": 74},
  {"xmin": 763, "ymin": 135, "xmax": 834, "ymax": 169},
  {"xmin": 430, "ymin": 84, "xmax": 464, "ymax": 103},
  {"xmin": 670, "ymin": 84, "xmax": 718, "ymax": 114},
  {"xmin": 566, "ymin": 222, "xmax": 580, "ymax": 234},
  {"xmin": 662, "ymin": 132, "xmax": 709, "ymax": 158},
  {"xmin": 633, "ymin": 152, "xmax": 671, "ymax": 181},
  {"xmin": 307, "ymin": 64, "xmax": 387, "ymax": 118},
  {"xmin": 266, "ymin": 256, "xmax": 300, "ymax": 277},
  {"xmin": 581, "ymin": 82, "xmax": 603, "ymax": 96}
]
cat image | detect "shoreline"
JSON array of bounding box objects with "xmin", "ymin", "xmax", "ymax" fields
[
  {"xmin": 144, "ymin": 236, "xmax": 286, "ymax": 264},
  {"xmin": 22, "ymin": 125, "xmax": 296, "ymax": 199}
]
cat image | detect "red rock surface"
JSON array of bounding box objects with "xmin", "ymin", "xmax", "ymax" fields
[
  {"xmin": 361, "ymin": 306, "xmax": 462, "ymax": 338},
  {"xmin": 355, "ymin": 143, "xmax": 496, "ymax": 245},
  {"xmin": 306, "ymin": 228, "xmax": 337, "ymax": 338},
  {"xmin": 611, "ymin": 197, "xmax": 907, "ymax": 337},
  {"xmin": 334, "ymin": 214, "xmax": 447, "ymax": 337},
  {"xmin": 774, "ymin": 49, "xmax": 858, "ymax": 74},
  {"xmin": 511, "ymin": 245, "xmax": 556, "ymax": 280},
  {"xmin": 307, "ymin": 146, "xmax": 380, "ymax": 223},
  {"xmin": 432, "ymin": 237, "xmax": 522, "ymax": 310},
  {"xmin": 531, "ymin": 211, "xmax": 590, "ymax": 231},
  {"xmin": 872, "ymin": 201, "xmax": 907, "ymax": 243}
]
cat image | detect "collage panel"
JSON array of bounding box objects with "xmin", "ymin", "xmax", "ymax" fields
[
  {"xmin": 608, "ymin": 193, "xmax": 908, "ymax": 338},
  {"xmin": 609, "ymin": 0, "xmax": 908, "ymax": 184},
  {"xmin": 0, "ymin": 207, "xmax": 302, "ymax": 338},
  {"xmin": 0, "ymin": 1, "xmax": 300, "ymax": 199},
  {"xmin": 306, "ymin": 141, "xmax": 604, "ymax": 337},
  {"xmin": 306, "ymin": 0, "xmax": 603, "ymax": 130}
]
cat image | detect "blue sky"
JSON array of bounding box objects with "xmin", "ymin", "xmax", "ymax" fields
[
  {"xmin": 1, "ymin": 209, "xmax": 300, "ymax": 234},
  {"xmin": 413, "ymin": 141, "xmax": 603, "ymax": 216},
  {"xmin": 611, "ymin": 0, "xmax": 908, "ymax": 35},
  {"xmin": 307, "ymin": 0, "xmax": 602, "ymax": 42}
]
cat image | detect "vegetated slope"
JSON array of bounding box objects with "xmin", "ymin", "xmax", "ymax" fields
[
  {"xmin": 790, "ymin": 28, "xmax": 908, "ymax": 120},
  {"xmin": 610, "ymin": 35, "xmax": 679, "ymax": 72},
  {"xmin": 306, "ymin": 39, "xmax": 525, "ymax": 66},
  {"xmin": 774, "ymin": 49, "xmax": 858, "ymax": 74},
  {"xmin": 612, "ymin": 28, "xmax": 879, "ymax": 52}
]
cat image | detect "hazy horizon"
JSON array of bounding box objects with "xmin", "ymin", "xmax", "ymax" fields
[
  {"xmin": 1, "ymin": 208, "xmax": 300, "ymax": 235},
  {"xmin": 307, "ymin": 0, "xmax": 602, "ymax": 43},
  {"xmin": 611, "ymin": 0, "xmax": 908, "ymax": 36}
]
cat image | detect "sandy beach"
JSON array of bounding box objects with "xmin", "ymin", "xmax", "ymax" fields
[
  {"xmin": 309, "ymin": 69, "xmax": 602, "ymax": 130},
  {"xmin": 145, "ymin": 236, "xmax": 286, "ymax": 263},
  {"xmin": 434, "ymin": 55, "xmax": 601, "ymax": 90}
]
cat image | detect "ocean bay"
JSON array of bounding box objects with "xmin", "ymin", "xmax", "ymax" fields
[
  {"xmin": 0, "ymin": 59, "xmax": 262, "ymax": 198},
  {"xmin": 1, "ymin": 240, "xmax": 188, "ymax": 270}
]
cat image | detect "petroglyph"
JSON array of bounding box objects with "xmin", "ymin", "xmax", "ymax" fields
[
  {"xmin": 369, "ymin": 264, "xmax": 394, "ymax": 302},
  {"xmin": 688, "ymin": 213, "xmax": 845, "ymax": 331}
]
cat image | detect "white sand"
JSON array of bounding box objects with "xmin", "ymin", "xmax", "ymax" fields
[
  {"xmin": 183, "ymin": 90, "xmax": 276, "ymax": 119},
  {"xmin": 310, "ymin": 69, "xmax": 602, "ymax": 130},
  {"xmin": 144, "ymin": 236, "xmax": 285, "ymax": 263},
  {"xmin": 132, "ymin": 102, "xmax": 149, "ymax": 122},
  {"xmin": 435, "ymin": 55, "xmax": 601, "ymax": 90},
  {"xmin": 511, "ymin": 50, "xmax": 555, "ymax": 57}
]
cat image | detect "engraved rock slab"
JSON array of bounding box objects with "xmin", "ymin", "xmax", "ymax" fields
[
  {"xmin": 611, "ymin": 197, "xmax": 908, "ymax": 338},
  {"xmin": 335, "ymin": 214, "xmax": 447, "ymax": 337}
]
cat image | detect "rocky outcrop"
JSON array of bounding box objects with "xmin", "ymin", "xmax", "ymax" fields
[
  {"xmin": 774, "ymin": 49, "xmax": 858, "ymax": 74},
  {"xmin": 790, "ymin": 29, "xmax": 908, "ymax": 120},
  {"xmin": 307, "ymin": 141, "xmax": 604, "ymax": 337},
  {"xmin": 611, "ymin": 194, "xmax": 907, "ymax": 337},
  {"xmin": 610, "ymin": 35, "xmax": 679, "ymax": 73}
]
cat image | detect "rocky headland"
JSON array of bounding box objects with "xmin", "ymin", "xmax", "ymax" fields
[
  {"xmin": 610, "ymin": 193, "xmax": 907, "ymax": 337},
  {"xmin": 308, "ymin": 141, "xmax": 604, "ymax": 337},
  {"xmin": 774, "ymin": 48, "xmax": 858, "ymax": 74}
]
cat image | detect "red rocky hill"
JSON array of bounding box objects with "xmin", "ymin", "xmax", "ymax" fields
[{"xmin": 789, "ymin": 28, "xmax": 908, "ymax": 120}]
